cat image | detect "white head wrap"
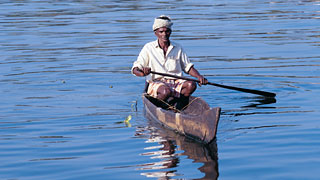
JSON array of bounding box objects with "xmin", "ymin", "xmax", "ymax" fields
[{"xmin": 152, "ymin": 15, "xmax": 173, "ymax": 31}]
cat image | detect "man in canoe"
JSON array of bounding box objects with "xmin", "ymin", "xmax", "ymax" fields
[{"xmin": 131, "ymin": 15, "xmax": 208, "ymax": 109}]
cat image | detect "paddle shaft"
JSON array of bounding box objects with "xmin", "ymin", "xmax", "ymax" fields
[{"xmin": 150, "ymin": 71, "xmax": 276, "ymax": 97}]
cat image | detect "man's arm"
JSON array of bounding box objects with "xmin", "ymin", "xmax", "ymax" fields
[{"xmin": 188, "ymin": 67, "xmax": 208, "ymax": 85}]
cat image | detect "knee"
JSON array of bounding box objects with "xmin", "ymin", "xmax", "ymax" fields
[
  {"xmin": 157, "ymin": 85, "xmax": 171, "ymax": 100},
  {"xmin": 182, "ymin": 81, "xmax": 197, "ymax": 97}
]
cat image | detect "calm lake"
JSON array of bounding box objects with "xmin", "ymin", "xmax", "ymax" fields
[{"xmin": 1, "ymin": 0, "xmax": 319, "ymax": 179}]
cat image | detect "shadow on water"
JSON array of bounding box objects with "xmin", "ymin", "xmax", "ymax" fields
[
  {"xmin": 241, "ymin": 96, "xmax": 277, "ymax": 108},
  {"xmin": 136, "ymin": 119, "xmax": 219, "ymax": 180},
  {"xmin": 222, "ymin": 95, "xmax": 278, "ymax": 116}
]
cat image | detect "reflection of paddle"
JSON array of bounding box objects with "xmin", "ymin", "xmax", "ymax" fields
[
  {"xmin": 150, "ymin": 71, "xmax": 276, "ymax": 98},
  {"xmin": 242, "ymin": 96, "xmax": 277, "ymax": 108}
]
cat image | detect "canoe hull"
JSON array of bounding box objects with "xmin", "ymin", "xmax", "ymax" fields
[{"xmin": 143, "ymin": 94, "xmax": 221, "ymax": 144}]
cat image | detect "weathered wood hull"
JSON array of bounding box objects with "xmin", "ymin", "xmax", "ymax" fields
[{"xmin": 142, "ymin": 94, "xmax": 221, "ymax": 144}]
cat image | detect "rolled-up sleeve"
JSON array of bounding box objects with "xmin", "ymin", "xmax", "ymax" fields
[
  {"xmin": 131, "ymin": 45, "xmax": 149, "ymax": 75},
  {"xmin": 180, "ymin": 49, "xmax": 194, "ymax": 73}
]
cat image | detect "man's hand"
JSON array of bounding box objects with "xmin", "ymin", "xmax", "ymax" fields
[
  {"xmin": 133, "ymin": 67, "xmax": 151, "ymax": 77},
  {"xmin": 197, "ymin": 75, "xmax": 208, "ymax": 86},
  {"xmin": 142, "ymin": 67, "xmax": 151, "ymax": 76}
]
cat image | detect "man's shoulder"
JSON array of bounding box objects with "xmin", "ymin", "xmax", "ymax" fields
[
  {"xmin": 144, "ymin": 40, "xmax": 158, "ymax": 48},
  {"xmin": 170, "ymin": 41, "xmax": 184, "ymax": 50}
]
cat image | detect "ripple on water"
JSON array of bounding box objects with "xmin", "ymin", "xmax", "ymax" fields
[{"xmin": 1, "ymin": 0, "xmax": 320, "ymax": 179}]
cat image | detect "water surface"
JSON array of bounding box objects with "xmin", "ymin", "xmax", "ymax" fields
[{"xmin": 1, "ymin": 0, "xmax": 320, "ymax": 179}]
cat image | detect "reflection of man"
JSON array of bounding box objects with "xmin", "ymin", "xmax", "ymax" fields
[
  {"xmin": 139, "ymin": 139, "xmax": 179, "ymax": 179},
  {"xmin": 137, "ymin": 123, "xmax": 219, "ymax": 180},
  {"xmin": 160, "ymin": 140, "xmax": 179, "ymax": 168},
  {"xmin": 132, "ymin": 15, "xmax": 207, "ymax": 109}
]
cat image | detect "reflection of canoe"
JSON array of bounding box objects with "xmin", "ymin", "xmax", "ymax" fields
[
  {"xmin": 142, "ymin": 93, "xmax": 221, "ymax": 144},
  {"xmin": 140, "ymin": 118, "xmax": 219, "ymax": 180}
]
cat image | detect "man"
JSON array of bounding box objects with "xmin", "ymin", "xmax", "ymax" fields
[{"xmin": 131, "ymin": 15, "xmax": 207, "ymax": 109}]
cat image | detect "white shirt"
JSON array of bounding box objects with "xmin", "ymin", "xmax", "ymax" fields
[{"xmin": 131, "ymin": 40, "xmax": 194, "ymax": 82}]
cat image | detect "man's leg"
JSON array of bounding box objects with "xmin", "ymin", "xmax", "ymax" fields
[
  {"xmin": 146, "ymin": 81, "xmax": 172, "ymax": 109},
  {"xmin": 180, "ymin": 81, "xmax": 197, "ymax": 97},
  {"xmin": 157, "ymin": 85, "xmax": 171, "ymax": 101},
  {"xmin": 176, "ymin": 81, "xmax": 197, "ymax": 110},
  {"xmin": 147, "ymin": 81, "xmax": 172, "ymax": 100}
]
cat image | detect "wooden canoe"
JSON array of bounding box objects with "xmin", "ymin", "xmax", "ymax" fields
[{"xmin": 142, "ymin": 93, "xmax": 221, "ymax": 144}]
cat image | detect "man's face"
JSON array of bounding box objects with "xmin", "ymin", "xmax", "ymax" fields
[{"xmin": 154, "ymin": 27, "xmax": 172, "ymax": 42}]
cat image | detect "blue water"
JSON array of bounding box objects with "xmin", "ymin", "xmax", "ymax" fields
[{"xmin": 1, "ymin": 0, "xmax": 320, "ymax": 179}]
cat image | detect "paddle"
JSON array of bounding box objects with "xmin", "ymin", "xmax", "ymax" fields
[{"xmin": 150, "ymin": 71, "xmax": 276, "ymax": 98}]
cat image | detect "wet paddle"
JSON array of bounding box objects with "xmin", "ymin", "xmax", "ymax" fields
[{"xmin": 150, "ymin": 71, "xmax": 276, "ymax": 98}]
